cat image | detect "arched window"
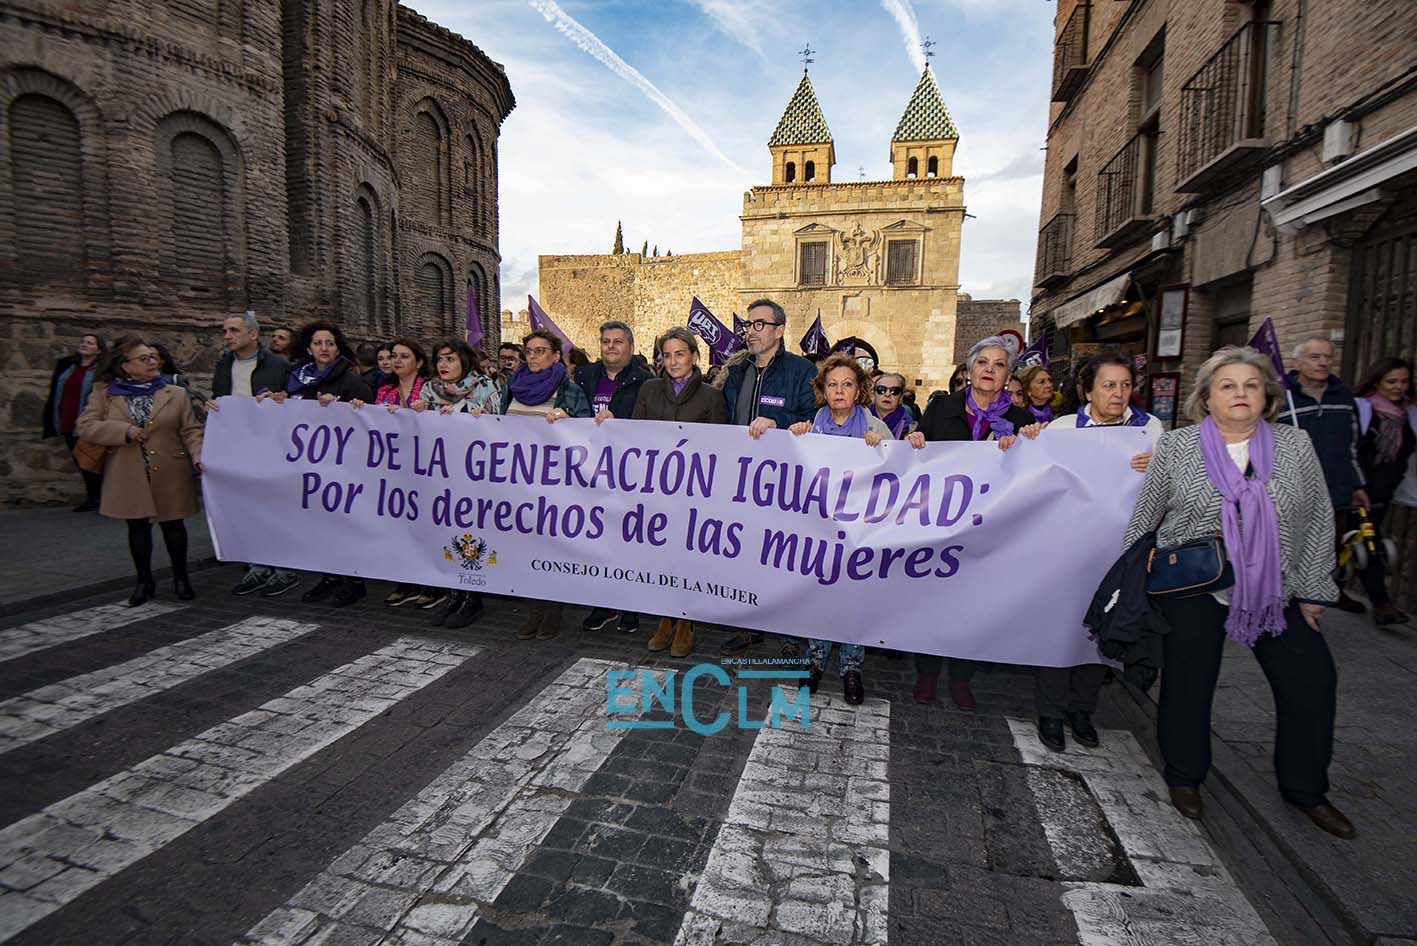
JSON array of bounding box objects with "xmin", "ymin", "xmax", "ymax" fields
[
  {"xmin": 9, "ymin": 94, "xmax": 84, "ymax": 281},
  {"xmin": 805, "ymin": 160, "xmax": 816, "ymax": 182},
  {"xmin": 907, "ymin": 156, "xmax": 918, "ymax": 178},
  {"xmin": 411, "ymin": 105, "xmax": 448, "ymax": 225},
  {"xmin": 785, "ymin": 161, "xmax": 796, "ymax": 183},
  {"xmin": 358, "ymin": 0, "xmax": 379, "ymax": 128},
  {"xmin": 463, "ymin": 133, "xmax": 481, "ymax": 231},
  {"xmin": 468, "ymin": 262, "xmax": 492, "ymax": 344},
  {"xmin": 415, "ymin": 253, "xmax": 453, "ymax": 330},
  {"xmin": 170, "ymin": 131, "xmax": 226, "ymax": 294},
  {"xmin": 356, "ymin": 193, "xmax": 378, "ymax": 329},
  {"xmin": 927, "ymin": 156, "xmax": 939, "ymax": 178}
]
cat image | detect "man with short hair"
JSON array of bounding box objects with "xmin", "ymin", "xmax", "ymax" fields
[
  {"xmin": 719, "ymin": 298, "xmax": 817, "ymax": 655},
  {"xmin": 269, "ymin": 326, "xmax": 294, "ymax": 357},
  {"xmin": 1282, "ymin": 334, "xmax": 1368, "ymax": 613},
  {"xmin": 212, "ymin": 311, "xmax": 298, "ymax": 598},
  {"xmin": 499, "ymin": 342, "xmax": 523, "ymax": 375},
  {"xmin": 355, "ymin": 342, "xmax": 384, "ymax": 394},
  {"xmin": 578, "ymin": 320, "xmax": 654, "ymax": 634}
]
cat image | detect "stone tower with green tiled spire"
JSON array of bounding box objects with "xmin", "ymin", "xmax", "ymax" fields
[
  {"xmin": 768, "ymin": 70, "xmax": 836, "ymax": 185},
  {"xmin": 890, "ymin": 66, "xmax": 958, "ymax": 181}
]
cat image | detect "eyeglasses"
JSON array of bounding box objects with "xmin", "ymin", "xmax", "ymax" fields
[
  {"xmin": 875, "ymin": 385, "xmax": 903, "ymax": 396},
  {"xmin": 126, "ymin": 353, "xmax": 159, "ymax": 364},
  {"xmin": 745, "ymin": 319, "xmax": 783, "ymax": 332},
  {"xmin": 524, "ymin": 346, "xmax": 555, "ymax": 356}
]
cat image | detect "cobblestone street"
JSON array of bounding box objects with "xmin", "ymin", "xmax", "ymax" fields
[{"xmin": 2, "ymin": 562, "xmax": 1405, "ymax": 946}]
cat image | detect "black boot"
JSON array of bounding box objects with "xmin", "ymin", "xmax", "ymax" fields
[
  {"xmin": 301, "ymin": 575, "xmax": 339, "ymax": 603},
  {"xmin": 805, "ymin": 664, "xmax": 824, "ymax": 692},
  {"xmin": 331, "ymin": 578, "xmax": 367, "ymax": 607},
  {"xmin": 1066, "ymin": 711, "xmax": 1100, "ymax": 748},
  {"xmin": 842, "ymin": 670, "xmax": 864, "ymax": 705},
  {"xmin": 173, "ymin": 577, "xmax": 195, "ymax": 601},
  {"xmin": 128, "ymin": 577, "xmax": 156, "ymax": 608},
  {"xmin": 444, "ymin": 593, "xmax": 485, "ymax": 630},
  {"xmin": 430, "ymin": 591, "xmax": 463, "ymax": 627},
  {"xmin": 1038, "ymin": 716, "xmax": 1066, "ymax": 752}
]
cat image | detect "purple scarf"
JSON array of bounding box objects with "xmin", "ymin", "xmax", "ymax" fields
[
  {"xmin": 963, "ymin": 385, "xmax": 1016, "ymax": 441},
  {"xmin": 811, "ymin": 405, "xmax": 869, "ymax": 438},
  {"xmin": 509, "ymin": 361, "xmax": 566, "ymax": 407},
  {"xmin": 1076, "ymin": 404, "xmax": 1150, "ymax": 427},
  {"xmin": 870, "ymin": 404, "xmax": 912, "ymax": 439},
  {"xmin": 287, "ymin": 356, "xmax": 346, "ymax": 394},
  {"xmin": 1198, "ymin": 416, "xmax": 1286, "ymax": 646},
  {"xmin": 107, "ymin": 376, "xmax": 167, "ymax": 397},
  {"xmin": 1028, "ymin": 402, "xmax": 1053, "ymax": 424}
]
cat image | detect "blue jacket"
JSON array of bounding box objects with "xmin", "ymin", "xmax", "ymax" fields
[
  {"xmin": 722, "ymin": 346, "xmax": 817, "ymax": 427},
  {"xmin": 1280, "ymin": 371, "xmax": 1365, "ymax": 510},
  {"xmin": 575, "ymin": 360, "xmax": 654, "ymax": 419}
]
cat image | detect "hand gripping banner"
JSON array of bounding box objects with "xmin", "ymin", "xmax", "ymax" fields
[{"xmin": 202, "ymin": 399, "xmax": 1148, "ymax": 666}]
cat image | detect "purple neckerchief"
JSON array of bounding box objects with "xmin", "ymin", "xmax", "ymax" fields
[
  {"xmin": 870, "ymin": 404, "xmax": 912, "ymax": 439},
  {"xmin": 1028, "ymin": 402, "xmax": 1053, "ymax": 424},
  {"xmin": 670, "ymin": 376, "xmax": 690, "ymax": 397},
  {"xmin": 811, "ymin": 405, "xmax": 869, "ymax": 438},
  {"xmin": 509, "ymin": 361, "xmax": 566, "ymax": 406},
  {"xmin": 287, "ymin": 357, "xmax": 346, "ymax": 394},
  {"xmin": 107, "ymin": 376, "xmax": 168, "ymax": 397},
  {"xmin": 1198, "ymin": 416, "xmax": 1286, "ymax": 646},
  {"xmin": 963, "ymin": 385, "xmax": 1015, "ymax": 441},
  {"xmin": 1076, "ymin": 404, "xmax": 1149, "ymax": 427}
]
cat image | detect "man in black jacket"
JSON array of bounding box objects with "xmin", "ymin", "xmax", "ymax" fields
[
  {"xmin": 212, "ymin": 311, "xmax": 298, "ymax": 599},
  {"xmin": 577, "ymin": 320, "xmax": 654, "ymax": 635}
]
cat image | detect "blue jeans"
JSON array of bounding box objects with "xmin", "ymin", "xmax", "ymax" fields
[{"xmin": 807, "ymin": 639, "xmax": 864, "ymax": 674}]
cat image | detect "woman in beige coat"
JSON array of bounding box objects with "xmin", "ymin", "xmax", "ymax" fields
[{"xmin": 77, "ymin": 336, "xmax": 204, "ymax": 606}]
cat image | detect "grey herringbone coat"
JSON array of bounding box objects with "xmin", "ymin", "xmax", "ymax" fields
[{"xmin": 1123, "ymin": 422, "xmax": 1339, "ymax": 605}]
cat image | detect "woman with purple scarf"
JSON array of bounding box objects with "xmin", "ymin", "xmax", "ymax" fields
[
  {"xmin": 868, "ymin": 371, "xmax": 916, "ymax": 439},
  {"xmin": 1123, "ymin": 346, "xmax": 1353, "ymax": 839},
  {"xmin": 76, "ymin": 337, "xmax": 204, "ymax": 606},
  {"xmin": 485, "ymin": 328, "xmax": 591, "ymax": 640},
  {"xmin": 787, "ymin": 354, "xmax": 927, "ymax": 704},
  {"xmin": 1352, "ymin": 357, "xmax": 1415, "ymax": 625},
  {"xmin": 1016, "ymin": 364, "xmax": 1056, "ymax": 426},
  {"xmin": 913, "ymin": 336, "xmax": 1040, "ymax": 709}
]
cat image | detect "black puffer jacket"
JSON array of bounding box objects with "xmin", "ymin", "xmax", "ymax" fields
[
  {"xmin": 286, "ymin": 358, "xmax": 374, "ymax": 403},
  {"xmin": 1085, "ymin": 531, "xmax": 1170, "ymax": 690}
]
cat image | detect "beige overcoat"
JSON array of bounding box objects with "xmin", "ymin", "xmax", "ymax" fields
[{"xmin": 75, "ymin": 386, "xmax": 204, "ymax": 521}]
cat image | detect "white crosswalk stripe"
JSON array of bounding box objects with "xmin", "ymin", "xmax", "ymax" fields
[
  {"xmin": 0, "ymin": 602, "xmax": 186, "ymax": 664},
  {"xmin": 676, "ymin": 691, "xmax": 891, "ymax": 946},
  {"xmin": 236, "ymin": 657, "xmax": 651, "ymax": 946},
  {"xmin": 1006, "ymin": 717, "xmax": 1279, "ymax": 946},
  {"xmin": 0, "ymin": 637, "xmax": 480, "ymax": 942},
  {"xmin": 0, "ymin": 616, "xmax": 319, "ymax": 754}
]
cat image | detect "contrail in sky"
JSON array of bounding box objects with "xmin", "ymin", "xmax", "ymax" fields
[
  {"xmin": 880, "ymin": 0, "xmax": 927, "ymax": 73},
  {"xmin": 527, "ymin": 0, "xmax": 749, "ymax": 176}
]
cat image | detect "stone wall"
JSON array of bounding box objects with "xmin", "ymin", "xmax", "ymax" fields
[
  {"xmin": 1, "ymin": 0, "xmax": 513, "ymax": 505},
  {"xmin": 953, "ymin": 296, "xmax": 1023, "ymax": 366}
]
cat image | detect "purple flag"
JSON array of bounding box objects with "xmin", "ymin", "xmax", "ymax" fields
[
  {"xmin": 1248, "ymin": 317, "xmax": 1290, "ymax": 389},
  {"xmin": 828, "ymin": 336, "xmax": 859, "ymax": 356},
  {"xmin": 465, "ymin": 281, "xmax": 484, "ymax": 351},
  {"xmin": 799, "ymin": 310, "xmax": 829, "ymax": 356},
  {"xmin": 733, "ymin": 313, "xmax": 748, "ymax": 339},
  {"xmin": 527, "ymin": 295, "xmax": 572, "ymax": 351},
  {"xmin": 1017, "ymin": 333, "xmax": 1050, "ymax": 369},
  {"xmin": 688, "ymin": 297, "xmax": 745, "ymax": 367}
]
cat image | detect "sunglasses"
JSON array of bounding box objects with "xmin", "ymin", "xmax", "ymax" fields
[{"xmin": 875, "ymin": 385, "xmax": 903, "ymax": 396}]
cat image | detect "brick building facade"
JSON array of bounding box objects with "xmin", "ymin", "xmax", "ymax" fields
[
  {"xmin": 1, "ymin": 0, "xmax": 513, "ymax": 504},
  {"xmin": 535, "ymin": 68, "xmax": 1020, "ymax": 395},
  {"xmin": 1030, "ymin": 0, "xmax": 1417, "ymax": 597}
]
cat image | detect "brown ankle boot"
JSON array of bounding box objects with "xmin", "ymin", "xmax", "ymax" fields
[
  {"xmin": 537, "ymin": 604, "xmax": 563, "ymax": 639},
  {"xmin": 647, "ymin": 617, "xmax": 674, "ymax": 652},
  {"xmin": 670, "ymin": 620, "xmax": 695, "ymax": 658},
  {"xmin": 517, "ymin": 602, "xmax": 545, "ymax": 639}
]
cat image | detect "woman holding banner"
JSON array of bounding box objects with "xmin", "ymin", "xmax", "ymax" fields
[
  {"xmin": 268, "ymin": 322, "xmax": 375, "ymax": 608},
  {"xmin": 787, "ymin": 354, "xmax": 927, "ymax": 704},
  {"xmin": 624, "ymin": 327, "xmax": 728, "ymax": 658},
  {"xmin": 484, "ymin": 328, "xmax": 592, "ymax": 639},
  {"xmin": 914, "ymin": 336, "xmax": 1040, "ymax": 709},
  {"xmin": 1123, "ymin": 346, "xmax": 1352, "ymax": 838},
  {"xmin": 1033, "ymin": 352, "xmax": 1164, "ymax": 751}
]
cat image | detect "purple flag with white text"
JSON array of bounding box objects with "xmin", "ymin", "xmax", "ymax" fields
[
  {"xmin": 528, "ymin": 295, "xmax": 572, "ymax": 351},
  {"xmin": 466, "ymin": 281, "xmax": 484, "ymax": 351},
  {"xmin": 688, "ymin": 297, "xmax": 745, "ymax": 367},
  {"xmin": 799, "ymin": 310, "xmax": 829, "ymax": 356},
  {"xmin": 828, "ymin": 336, "xmax": 859, "ymax": 356},
  {"xmin": 1248, "ymin": 317, "xmax": 1290, "ymax": 389},
  {"xmin": 1017, "ymin": 333, "xmax": 1050, "ymax": 369},
  {"xmin": 733, "ymin": 313, "xmax": 747, "ymax": 339}
]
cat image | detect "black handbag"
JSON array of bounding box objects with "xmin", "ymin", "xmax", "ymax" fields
[{"xmin": 1146, "ymin": 536, "xmax": 1234, "ymax": 598}]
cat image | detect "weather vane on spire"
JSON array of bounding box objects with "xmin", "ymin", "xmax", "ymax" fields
[
  {"xmin": 799, "ymin": 44, "xmax": 816, "ymax": 71},
  {"xmin": 922, "ymin": 36, "xmax": 936, "ymax": 66}
]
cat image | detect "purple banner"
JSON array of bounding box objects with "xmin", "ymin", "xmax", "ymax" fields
[
  {"xmin": 1017, "ymin": 333, "xmax": 1050, "ymax": 369},
  {"xmin": 201, "ymin": 398, "xmax": 1149, "ymax": 666},
  {"xmin": 799, "ymin": 311, "xmax": 829, "ymax": 356},
  {"xmin": 687, "ymin": 296, "xmax": 745, "ymax": 367},
  {"xmin": 528, "ymin": 295, "xmax": 572, "ymax": 351},
  {"xmin": 1248, "ymin": 317, "xmax": 1290, "ymax": 389},
  {"xmin": 466, "ymin": 280, "xmax": 484, "ymax": 351}
]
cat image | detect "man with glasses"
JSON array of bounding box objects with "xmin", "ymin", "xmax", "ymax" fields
[
  {"xmin": 578, "ymin": 320, "xmax": 654, "ymax": 634},
  {"xmin": 720, "ymin": 298, "xmax": 818, "ymax": 656}
]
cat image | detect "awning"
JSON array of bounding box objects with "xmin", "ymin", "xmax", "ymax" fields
[
  {"xmin": 1262, "ymin": 123, "xmax": 1417, "ymax": 233},
  {"xmin": 1049, "ymin": 271, "xmax": 1132, "ymax": 329}
]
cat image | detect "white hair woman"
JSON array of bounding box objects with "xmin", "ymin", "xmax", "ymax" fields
[
  {"xmin": 869, "ymin": 371, "xmax": 916, "ymax": 439},
  {"xmin": 913, "ymin": 335, "xmax": 1041, "ymax": 709},
  {"xmin": 1122, "ymin": 346, "xmax": 1352, "ymax": 838}
]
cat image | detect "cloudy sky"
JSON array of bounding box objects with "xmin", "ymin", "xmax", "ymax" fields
[{"xmin": 410, "ymin": 0, "xmax": 1052, "ymax": 314}]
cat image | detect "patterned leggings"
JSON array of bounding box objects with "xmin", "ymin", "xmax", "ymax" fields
[{"xmin": 806, "ymin": 639, "xmax": 864, "ymax": 674}]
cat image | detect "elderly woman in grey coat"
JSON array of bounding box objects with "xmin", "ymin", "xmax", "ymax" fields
[{"xmin": 1123, "ymin": 346, "xmax": 1352, "ymax": 839}]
